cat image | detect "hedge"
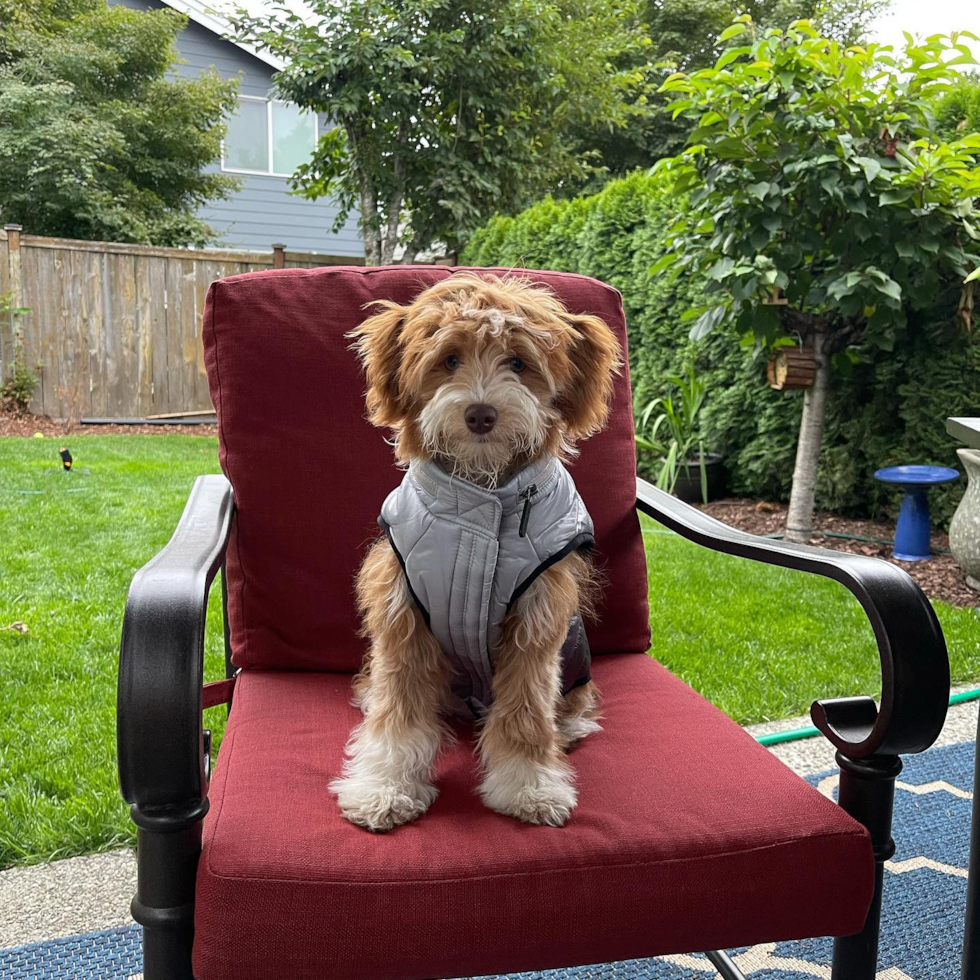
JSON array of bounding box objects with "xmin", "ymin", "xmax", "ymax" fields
[
  {"xmin": 936, "ymin": 77, "xmax": 980, "ymax": 141},
  {"xmin": 460, "ymin": 171, "xmax": 980, "ymax": 525}
]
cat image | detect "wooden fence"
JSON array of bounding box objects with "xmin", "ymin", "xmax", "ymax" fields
[{"xmin": 0, "ymin": 225, "xmax": 362, "ymax": 419}]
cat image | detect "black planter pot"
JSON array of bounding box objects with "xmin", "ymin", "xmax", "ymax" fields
[{"xmin": 673, "ymin": 453, "xmax": 726, "ymax": 504}]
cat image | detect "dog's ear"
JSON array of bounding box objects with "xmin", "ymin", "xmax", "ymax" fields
[
  {"xmin": 349, "ymin": 302, "xmax": 407, "ymax": 428},
  {"xmin": 557, "ymin": 313, "xmax": 621, "ymax": 441}
]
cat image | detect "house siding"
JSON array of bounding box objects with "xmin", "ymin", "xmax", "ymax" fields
[{"xmin": 109, "ymin": 0, "xmax": 363, "ymax": 257}]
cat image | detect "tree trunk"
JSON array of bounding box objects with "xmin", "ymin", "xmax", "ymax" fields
[
  {"xmin": 380, "ymin": 195, "xmax": 401, "ymax": 265},
  {"xmin": 346, "ymin": 122, "xmax": 382, "ymax": 266},
  {"xmin": 356, "ymin": 168, "xmax": 381, "ymax": 265},
  {"xmin": 359, "ymin": 184, "xmax": 381, "ymax": 265},
  {"xmin": 785, "ymin": 328, "xmax": 830, "ymax": 544},
  {"xmin": 380, "ymin": 122, "xmax": 409, "ymax": 265},
  {"xmin": 380, "ymin": 180, "xmax": 403, "ymax": 264}
]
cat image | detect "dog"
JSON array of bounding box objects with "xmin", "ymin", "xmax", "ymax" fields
[{"xmin": 331, "ymin": 272, "xmax": 621, "ymax": 832}]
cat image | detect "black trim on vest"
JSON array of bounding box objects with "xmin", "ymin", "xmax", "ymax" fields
[
  {"xmin": 377, "ymin": 516, "xmax": 431, "ymax": 629},
  {"xmin": 563, "ymin": 673, "xmax": 593, "ymax": 695},
  {"xmin": 505, "ymin": 532, "xmax": 596, "ymax": 612}
]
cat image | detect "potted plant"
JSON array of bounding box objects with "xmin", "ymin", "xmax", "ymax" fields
[{"xmin": 634, "ymin": 364, "xmax": 724, "ymax": 504}]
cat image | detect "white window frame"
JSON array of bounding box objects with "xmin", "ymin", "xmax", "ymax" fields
[{"xmin": 221, "ymin": 95, "xmax": 319, "ymax": 178}]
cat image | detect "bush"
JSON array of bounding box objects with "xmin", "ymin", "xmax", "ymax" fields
[
  {"xmin": 461, "ymin": 172, "xmax": 980, "ymax": 525},
  {"xmin": 935, "ymin": 76, "xmax": 980, "ymax": 141},
  {"xmin": 1, "ymin": 360, "xmax": 40, "ymax": 413},
  {"xmin": 0, "ymin": 291, "xmax": 40, "ymax": 414}
]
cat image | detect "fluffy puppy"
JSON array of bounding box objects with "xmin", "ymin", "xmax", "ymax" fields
[{"xmin": 332, "ymin": 272, "xmax": 620, "ymax": 832}]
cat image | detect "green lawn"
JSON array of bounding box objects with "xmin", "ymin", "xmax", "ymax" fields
[
  {"xmin": 1, "ymin": 433, "xmax": 978, "ymax": 868},
  {"xmin": 0, "ymin": 436, "xmax": 227, "ymax": 867},
  {"xmin": 642, "ymin": 516, "xmax": 980, "ymax": 723}
]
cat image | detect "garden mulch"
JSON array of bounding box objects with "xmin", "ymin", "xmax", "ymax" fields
[
  {"xmin": 0, "ymin": 411, "xmax": 217, "ymax": 438},
  {"xmin": 701, "ymin": 497, "xmax": 978, "ymax": 609}
]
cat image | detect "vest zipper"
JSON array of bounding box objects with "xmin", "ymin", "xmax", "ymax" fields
[{"xmin": 518, "ymin": 484, "xmax": 537, "ymax": 538}]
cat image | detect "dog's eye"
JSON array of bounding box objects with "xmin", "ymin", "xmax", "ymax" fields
[
  {"xmin": 509, "ymin": 357, "xmax": 526, "ymax": 374},
  {"xmin": 445, "ymin": 354, "xmax": 460, "ymax": 371}
]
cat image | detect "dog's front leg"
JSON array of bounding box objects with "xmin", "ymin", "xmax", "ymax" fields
[
  {"xmin": 331, "ymin": 542, "xmax": 449, "ymax": 832},
  {"xmin": 478, "ymin": 561, "xmax": 579, "ymax": 827}
]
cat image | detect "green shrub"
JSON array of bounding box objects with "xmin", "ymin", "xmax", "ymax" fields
[
  {"xmin": 461, "ymin": 171, "xmax": 980, "ymax": 526},
  {"xmin": 0, "ymin": 291, "xmax": 39, "ymax": 414},
  {"xmin": 1, "ymin": 360, "xmax": 40, "ymax": 413},
  {"xmin": 935, "ymin": 76, "xmax": 980, "ymax": 141}
]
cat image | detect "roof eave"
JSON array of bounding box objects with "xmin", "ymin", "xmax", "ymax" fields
[{"xmin": 163, "ymin": 0, "xmax": 286, "ymax": 72}]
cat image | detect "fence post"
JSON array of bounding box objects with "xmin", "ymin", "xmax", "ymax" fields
[
  {"xmin": 2, "ymin": 224, "xmax": 23, "ymax": 384},
  {"xmin": 271, "ymin": 243, "xmax": 286, "ymax": 270},
  {"xmin": 5, "ymin": 224, "xmax": 22, "ymax": 306}
]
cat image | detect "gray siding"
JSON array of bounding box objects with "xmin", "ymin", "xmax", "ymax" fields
[{"xmin": 109, "ymin": 0, "xmax": 363, "ymax": 257}]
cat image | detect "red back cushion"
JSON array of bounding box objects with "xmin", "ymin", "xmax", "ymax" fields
[{"xmin": 204, "ymin": 266, "xmax": 650, "ymax": 672}]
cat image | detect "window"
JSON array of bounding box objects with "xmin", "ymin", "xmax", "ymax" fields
[
  {"xmin": 224, "ymin": 97, "xmax": 269, "ymax": 172},
  {"xmin": 271, "ymin": 101, "xmax": 315, "ymax": 174},
  {"xmin": 222, "ymin": 96, "xmax": 318, "ymax": 177}
]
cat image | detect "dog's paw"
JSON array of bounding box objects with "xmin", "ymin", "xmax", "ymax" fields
[
  {"xmin": 510, "ymin": 785, "xmax": 576, "ymax": 827},
  {"xmin": 558, "ymin": 713, "xmax": 602, "ymax": 748},
  {"xmin": 479, "ymin": 764, "xmax": 577, "ymax": 827},
  {"xmin": 331, "ymin": 777, "xmax": 437, "ymax": 832}
]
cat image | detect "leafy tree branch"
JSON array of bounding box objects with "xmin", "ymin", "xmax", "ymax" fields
[
  {"xmin": 652, "ymin": 19, "xmax": 980, "ymax": 540},
  {"xmin": 233, "ymin": 0, "xmax": 651, "ymax": 263},
  {"xmin": 0, "ymin": 0, "xmax": 239, "ymax": 246}
]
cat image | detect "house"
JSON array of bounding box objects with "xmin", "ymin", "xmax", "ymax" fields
[{"xmin": 109, "ymin": 0, "xmax": 363, "ymax": 259}]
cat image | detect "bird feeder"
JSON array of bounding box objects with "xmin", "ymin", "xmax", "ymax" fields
[{"xmin": 767, "ymin": 346, "xmax": 817, "ymax": 390}]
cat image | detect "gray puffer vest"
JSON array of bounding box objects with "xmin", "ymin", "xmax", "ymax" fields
[{"xmin": 378, "ymin": 455, "xmax": 595, "ymax": 719}]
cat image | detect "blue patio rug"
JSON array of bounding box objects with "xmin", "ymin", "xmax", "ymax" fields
[{"xmin": 1, "ymin": 740, "xmax": 971, "ymax": 980}]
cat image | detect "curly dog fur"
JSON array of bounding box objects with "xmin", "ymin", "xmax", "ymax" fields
[{"xmin": 332, "ymin": 273, "xmax": 620, "ymax": 832}]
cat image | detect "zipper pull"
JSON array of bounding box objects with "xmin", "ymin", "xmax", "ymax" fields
[{"xmin": 519, "ymin": 483, "xmax": 537, "ymax": 538}]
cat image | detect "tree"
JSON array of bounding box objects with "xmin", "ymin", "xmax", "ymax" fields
[
  {"xmin": 566, "ymin": 0, "xmax": 891, "ymax": 188},
  {"xmin": 0, "ymin": 0, "xmax": 239, "ymax": 246},
  {"xmin": 935, "ymin": 74, "xmax": 980, "ymax": 141},
  {"xmin": 233, "ymin": 0, "xmax": 650, "ymax": 264},
  {"xmin": 652, "ymin": 20, "xmax": 980, "ymax": 541},
  {"xmin": 644, "ymin": 0, "xmax": 889, "ymax": 76}
]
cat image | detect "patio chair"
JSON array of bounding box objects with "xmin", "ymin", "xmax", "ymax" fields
[{"xmin": 117, "ymin": 266, "xmax": 949, "ymax": 980}]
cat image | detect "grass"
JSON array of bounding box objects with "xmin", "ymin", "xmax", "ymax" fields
[
  {"xmin": 0, "ymin": 433, "xmax": 978, "ymax": 868},
  {"xmin": 641, "ymin": 516, "xmax": 980, "ymax": 723},
  {"xmin": 0, "ymin": 436, "xmax": 226, "ymax": 868}
]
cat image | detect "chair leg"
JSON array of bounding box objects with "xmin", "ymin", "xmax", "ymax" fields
[
  {"xmin": 830, "ymin": 752, "xmax": 902, "ymax": 980},
  {"xmin": 706, "ymin": 949, "xmax": 748, "ymax": 979},
  {"xmin": 961, "ymin": 702, "xmax": 980, "ymax": 979},
  {"xmin": 130, "ymin": 799, "xmax": 208, "ymax": 980}
]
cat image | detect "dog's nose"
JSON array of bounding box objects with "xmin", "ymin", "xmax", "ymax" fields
[{"xmin": 465, "ymin": 403, "xmax": 498, "ymax": 434}]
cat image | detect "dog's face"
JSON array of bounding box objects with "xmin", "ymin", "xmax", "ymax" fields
[{"xmin": 350, "ymin": 274, "xmax": 621, "ymax": 485}]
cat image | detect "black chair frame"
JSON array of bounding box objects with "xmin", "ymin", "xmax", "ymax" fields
[{"xmin": 117, "ymin": 473, "xmax": 950, "ymax": 980}]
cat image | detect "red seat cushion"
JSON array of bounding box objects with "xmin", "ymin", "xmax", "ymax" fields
[
  {"xmin": 202, "ymin": 266, "xmax": 649, "ymax": 672},
  {"xmin": 193, "ymin": 655, "xmax": 874, "ymax": 980}
]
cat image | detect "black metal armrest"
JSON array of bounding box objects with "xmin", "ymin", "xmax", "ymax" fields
[
  {"xmin": 636, "ymin": 478, "xmax": 949, "ymax": 759},
  {"xmin": 118, "ymin": 474, "xmax": 235, "ymax": 807}
]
